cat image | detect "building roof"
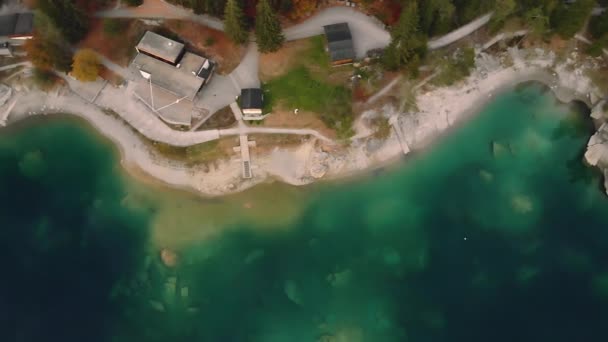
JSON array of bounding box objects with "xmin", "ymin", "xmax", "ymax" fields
[
  {"xmin": 0, "ymin": 12, "xmax": 34, "ymax": 38},
  {"xmin": 132, "ymin": 52, "xmax": 206, "ymax": 101},
  {"xmin": 323, "ymin": 23, "xmax": 355, "ymax": 63},
  {"xmin": 136, "ymin": 31, "xmax": 185, "ymax": 64},
  {"xmin": 241, "ymin": 88, "xmax": 263, "ymax": 109},
  {"xmin": 134, "ymin": 79, "xmax": 196, "ymax": 126}
]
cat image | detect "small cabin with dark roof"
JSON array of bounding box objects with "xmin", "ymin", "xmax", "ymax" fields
[
  {"xmin": 240, "ymin": 88, "xmax": 264, "ymax": 120},
  {"xmin": 323, "ymin": 23, "xmax": 355, "ymax": 66},
  {"xmin": 130, "ymin": 31, "xmax": 216, "ymax": 126}
]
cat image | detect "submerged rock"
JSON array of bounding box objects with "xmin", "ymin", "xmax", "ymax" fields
[
  {"xmin": 517, "ymin": 265, "xmax": 540, "ymax": 285},
  {"xmin": 284, "ymin": 280, "xmax": 303, "ymax": 306},
  {"xmin": 160, "ymin": 249, "xmax": 179, "ymax": 267},
  {"xmin": 326, "ymin": 268, "xmax": 353, "ymax": 288},
  {"xmin": 591, "ymin": 273, "xmax": 608, "ymax": 300},
  {"xmin": 511, "ymin": 194, "xmax": 534, "ymax": 214},
  {"xmin": 492, "ymin": 141, "xmax": 509, "ymax": 158},
  {"xmin": 383, "ymin": 248, "xmax": 401, "ymax": 266},
  {"xmin": 149, "ymin": 300, "xmax": 165, "ymax": 312},
  {"xmin": 585, "ymin": 123, "xmax": 608, "ymax": 194},
  {"xmin": 244, "ymin": 249, "xmax": 265, "ymax": 264},
  {"xmin": 19, "ymin": 150, "xmax": 46, "ymax": 180},
  {"xmin": 479, "ymin": 169, "xmax": 494, "ymax": 183}
]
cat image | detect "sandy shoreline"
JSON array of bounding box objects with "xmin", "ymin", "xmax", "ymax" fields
[{"xmin": 1, "ymin": 46, "xmax": 605, "ymax": 197}]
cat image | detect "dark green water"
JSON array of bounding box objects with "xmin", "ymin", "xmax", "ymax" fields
[{"xmin": 2, "ymin": 85, "xmax": 608, "ymax": 342}]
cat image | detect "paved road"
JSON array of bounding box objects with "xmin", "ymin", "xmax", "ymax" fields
[
  {"xmin": 0, "ymin": 61, "xmax": 31, "ymax": 72},
  {"xmin": 284, "ymin": 7, "xmax": 390, "ymax": 58},
  {"xmin": 219, "ymin": 126, "xmax": 333, "ymax": 143},
  {"xmin": 194, "ymin": 42, "xmax": 260, "ymax": 118},
  {"xmin": 99, "ymin": 1, "xmax": 491, "ymax": 58},
  {"xmin": 592, "ymin": 7, "xmax": 606, "ymax": 16},
  {"xmin": 96, "ymin": 0, "xmax": 224, "ymax": 31},
  {"xmin": 428, "ymin": 12, "xmax": 493, "ymax": 50}
]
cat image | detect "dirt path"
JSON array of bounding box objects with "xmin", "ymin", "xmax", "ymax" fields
[{"xmin": 96, "ymin": 0, "xmax": 224, "ymax": 31}]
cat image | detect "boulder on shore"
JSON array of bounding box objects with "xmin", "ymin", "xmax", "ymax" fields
[
  {"xmin": 584, "ymin": 123, "xmax": 608, "ymax": 195},
  {"xmin": 161, "ymin": 249, "xmax": 179, "ymax": 267}
]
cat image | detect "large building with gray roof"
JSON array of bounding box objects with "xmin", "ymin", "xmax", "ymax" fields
[{"xmin": 130, "ymin": 31, "xmax": 216, "ymax": 127}]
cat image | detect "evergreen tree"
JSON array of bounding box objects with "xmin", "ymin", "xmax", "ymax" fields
[
  {"xmin": 382, "ymin": 2, "xmax": 427, "ymax": 71},
  {"xmin": 490, "ymin": 0, "xmax": 516, "ymax": 31},
  {"xmin": 36, "ymin": 0, "xmax": 89, "ymax": 43},
  {"xmin": 590, "ymin": 10, "xmax": 608, "ymax": 39},
  {"xmin": 223, "ymin": 0, "xmax": 248, "ymax": 44},
  {"xmin": 255, "ymin": 0, "xmax": 285, "ymax": 53},
  {"xmin": 550, "ymin": 0, "xmax": 595, "ymax": 38},
  {"xmin": 418, "ymin": 0, "xmax": 455, "ymax": 36},
  {"xmin": 524, "ymin": 7, "xmax": 550, "ymax": 37}
]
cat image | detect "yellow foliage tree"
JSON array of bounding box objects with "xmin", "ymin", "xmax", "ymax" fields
[{"xmin": 71, "ymin": 49, "xmax": 100, "ymax": 82}]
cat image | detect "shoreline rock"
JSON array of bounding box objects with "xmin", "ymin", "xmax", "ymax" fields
[{"xmin": 2, "ymin": 46, "xmax": 607, "ymax": 197}]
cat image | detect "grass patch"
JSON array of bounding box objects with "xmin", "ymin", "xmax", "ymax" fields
[
  {"xmin": 301, "ymin": 35, "xmax": 330, "ymax": 67},
  {"xmin": 153, "ymin": 140, "xmax": 227, "ymax": 166},
  {"xmin": 264, "ymin": 66, "xmax": 353, "ymax": 138},
  {"xmin": 198, "ymin": 106, "xmax": 236, "ymax": 129},
  {"xmin": 371, "ymin": 116, "xmax": 391, "ymax": 139},
  {"xmin": 100, "ymin": 108, "xmax": 230, "ymax": 165}
]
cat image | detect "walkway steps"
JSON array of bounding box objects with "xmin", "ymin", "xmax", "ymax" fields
[{"xmin": 239, "ymin": 134, "xmax": 252, "ymax": 178}]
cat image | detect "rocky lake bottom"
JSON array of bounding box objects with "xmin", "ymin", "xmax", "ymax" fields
[{"xmin": 1, "ymin": 84, "xmax": 608, "ymax": 341}]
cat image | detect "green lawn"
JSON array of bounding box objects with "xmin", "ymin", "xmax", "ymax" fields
[
  {"xmin": 263, "ymin": 36, "xmax": 354, "ymax": 138},
  {"xmin": 264, "ymin": 66, "xmax": 353, "ymax": 138}
]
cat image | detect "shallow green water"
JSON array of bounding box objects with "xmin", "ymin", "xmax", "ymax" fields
[{"xmin": 1, "ymin": 85, "xmax": 608, "ymax": 341}]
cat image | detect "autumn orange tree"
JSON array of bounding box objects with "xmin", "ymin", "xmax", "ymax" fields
[
  {"xmin": 290, "ymin": 0, "xmax": 316, "ymax": 19},
  {"xmin": 71, "ymin": 49, "xmax": 101, "ymax": 82},
  {"xmin": 24, "ymin": 37, "xmax": 72, "ymax": 72}
]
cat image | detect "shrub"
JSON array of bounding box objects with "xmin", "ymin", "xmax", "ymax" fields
[{"xmin": 32, "ymin": 68, "xmax": 60, "ymax": 90}]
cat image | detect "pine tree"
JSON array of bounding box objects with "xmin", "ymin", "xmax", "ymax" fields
[
  {"xmin": 550, "ymin": 0, "xmax": 595, "ymax": 38},
  {"xmin": 255, "ymin": 0, "xmax": 285, "ymax": 53},
  {"xmin": 37, "ymin": 0, "xmax": 89, "ymax": 43},
  {"xmin": 223, "ymin": 0, "xmax": 248, "ymax": 44},
  {"xmin": 490, "ymin": 0, "xmax": 516, "ymax": 31},
  {"xmin": 524, "ymin": 7, "xmax": 550, "ymax": 37},
  {"xmin": 382, "ymin": 2, "xmax": 427, "ymax": 71}
]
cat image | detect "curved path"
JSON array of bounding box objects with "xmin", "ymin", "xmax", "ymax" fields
[
  {"xmin": 219, "ymin": 127, "xmax": 333, "ymax": 143},
  {"xmin": 96, "ymin": 0, "xmax": 223, "ymax": 31},
  {"xmin": 284, "ymin": 7, "xmax": 390, "ymax": 58},
  {"xmin": 428, "ymin": 12, "xmax": 493, "ymax": 50},
  {"xmin": 193, "ymin": 42, "xmax": 260, "ymax": 120}
]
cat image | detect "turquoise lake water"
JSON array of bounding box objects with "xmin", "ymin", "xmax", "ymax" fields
[{"xmin": 1, "ymin": 85, "xmax": 608, "ymax": 341}]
